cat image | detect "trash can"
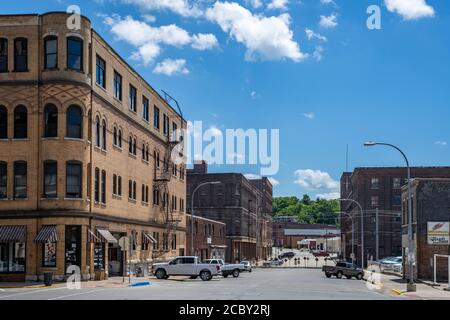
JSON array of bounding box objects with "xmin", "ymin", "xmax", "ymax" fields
[{"xmin": 44, "ymin": 272, "xmax": 53, "ymax": 286}]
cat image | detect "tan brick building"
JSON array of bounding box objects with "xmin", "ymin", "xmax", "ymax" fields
[{"xmin": 0, "ymin": 12, "xmax": 187, "ymax": 281}]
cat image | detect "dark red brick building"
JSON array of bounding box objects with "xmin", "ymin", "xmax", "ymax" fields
[
  {"xmin": 186, "ymin": 214, "xmax": 227, "ymax": 261},
  {"xmin": 341, "ymin": 167, "xmax": 450, "ymax": 267},
  {"xmin": 187, "ymin": 161, "xmax": 273, "ymax": 263}
]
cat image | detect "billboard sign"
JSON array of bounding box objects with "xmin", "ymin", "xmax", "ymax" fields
[{"xmin": 427, "ymin": 222, "xmax": 450, "ymax": 245}]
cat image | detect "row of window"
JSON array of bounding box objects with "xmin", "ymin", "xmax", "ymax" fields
[
  {"xmin": 370, "ymin": 177, "xmax": 403, "ymax": 189},
  {"xmin": 95, "ymin": 55, "xmax": 179, "ymax": 135},
  {"xmin": 370, "ymin": 195, "xmax": 402, "ymax": 207},
  {"xmin": 0, "ymin": 36, "xmax": 82, "ymax": 73},
  {"xmin": 0, "ymin": 104, "xmax": 83, "ymax": 140},
  {"xmin": 0, "ymin": 160, "xmax": 82, "ymax": 199}
]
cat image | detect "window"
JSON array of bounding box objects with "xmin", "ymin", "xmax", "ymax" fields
[
  {"xmin": 13, "ymin": 161, "xmax": 27, "ymax": 199},
  {"xmin": 0, "ymin": 38, "xmax": 8, "ymax": 72},
  {"xmin": 0, "ymin": 242, "xmax": 26, "ymax": 273},
  {"xmin": 392, "ymin": 195, "xmax": 401, "ymax": 206},
  {"xmin": 171, "ymin": 234, "xmax": 176, "ymax": 250},
  {"xmin": 94, "ymin": 243, "xmax": 105, "ymax": 271},
  {"xmin": 129, "ymin": 85, "xmax": 137, "ymax": 112},
  {"xmin": 67, "ymin": 37, "xmax": 83, "ymax": 71},
  {"xmin": 371, "ymin": 178, "xmax": 379, "ymax": 189},
  {"xmin": 42, "ymin": 242, "xmax": 57, "ymax": 267},
  {"xmin": 66, "ymin": 161, "xmax": 82, "ymax": 198},
  {"xmin": 101, "ymin": 120, "xmax": 107, "ymax": 150},
  {"xmin": 128, "ymin": 136, "xmax": 133, "ymax": 154},
  {"xmin": 43, "ymin": 161, "xmax": 57, "ymax": 198},
  {"xmin": 145, "ymin": 186, "xmax": 149, "ymax": 203},
  {"xmin": 163, "ymin": 114, "xmax": 169, "ymax": 136},
  {"xmin": 172, "ymin": 122, "xmax": 178, "ymax": 135},
  {"xmin": 113, "ymin": 127, "xmax": 117, "ymax": 146},
  {"xmin": 118, "ymin": 176, "xmax": 122, "ymax": 196},
  {"xmin": 95, "ymin": 117, "xmax": 101, "ymax": 147},
  {"xmin": 142, "ymin": 96, "xmax": 149, "ymax": 121},
  {"xmin": 44, "ymin": 36, "xmax": 57, "ymax": 69},
  {"xmin": 113, "ymin": 71, "xmax": 122, "ymax": 100},
  {"xmin": 153, "ymin": 232, "xmax": 159, "ymax": 250},
  {"xmin": 44, "ymin": 104, "xmax": 58, "ymax": 137},
  {"xmin": 153, "ymin": 188, "xmax": 160, "ymax": 205},
  {"xmin": 393, "ymin": 178, "xmax": 402, "ymax": 189},
  {"xmin": 371, "ymin": 196, "xmax": 379, "ymax": 207},
  {"xmin": 180, "ymin": 198, "xmax": 184, "ymax": 212},
  {"xmin": 14, "ymin": 38, "xmax": 27, "ymax": 72},
  {"xmin": 133, "ymin": 138, "xmax": 136, "ymax": 155},
  {"xmin": 66, "ymin": 105, "xmax": 82, "ymax": 138},
  {"xmin": 128, "ymin": 180, "xmax": 132, "ymax": 199},
  {"xmin": 0, "ymin": 162, "xmax": 6, "ymax": 199},
  {"xmin": 146, "ymin": 146, "xmax": 149, "ymax": 161},
  {"xmin": 133, "ymin": 181, "xmax": 136, "ymax": 200},
  {"xmin": 96, "ymin": 55, "xmax": 106, "ymax": 88},
  {"xmin": 113, "ymin": 174, "xmax": 117, "ymax": 195},
  {"xmin": 141, "ymin": 184, "xmax": 145, "ymax": 202},
  {"xmin": 118, "ymin": 129, "xmax": 122, "ymax": 148},
  {"xmin": 94, "ymin": 168, "xmax": 100, "ymax": 202},
  {"xmin": 153, "ymin": 106, "xmax": 160, "ymax": 129},
  {"xmin": 142, "ymin": 143, "xmax": 146, "ymax": 160},
  {"xmin": 14, "ymin": 105, "xmax": 27, "ymax": 139},
  {"xmin": 101, "ymin": 170, "xmax": 106, "ymax": 204},
  {"xmin": 0, "ymin": 105, "xmax": 7, "ymax": 139}
]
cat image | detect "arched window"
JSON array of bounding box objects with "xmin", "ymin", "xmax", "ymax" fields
[
  {"xmin": 133, "ymin": 138, "xmax": 137, "ymax": 155},
  {"xmin": 66, "ymin": 161, "xmax": 82, "ymax": 198},
  {"xmin": 142, "ymin": 143, "xmax": 145, "ymax": 160},
  {"xmin": 113, "ymin": 174, "xmax": 117, "ymax": 195},
  {"xmin": 141, "ymin": 184, "xmax": 145, "ymax": 202},
  {"xmin": 67, "ymin": 37, "xmax": 83, "ymax": 71},
  {"xmin": 128, "ymin": 136, "xmax": 133, "ymax": 154},
  {"xmin": 118, "ymin": 176, "xmax": 122, "ymax": 196},
  {"xmin": 95, "ymin": 116, "xmax": 100, "ymax": 147},
  {"xmin": 118, "ymin": 129, "xmax": 122, "ymax": 148},
  {"xmin": 145, "ymin": 146, "xmax": 149, "ymax": 161},
  {"xmin": 113, "ymin": 127, "xmax": 117, "ymax": 146},
  {"xmin": 0, "ymin": 105, "xmax": 7, "ymax": 139},
  {"xmin": 133, "ymin": 181, "xmax": 137, "ymax": 200},
  {"xmin": 44, "ymin": 104, "xmax": 58, "ymax": 137},
  {"xmin": 0, "ymin": 161, "xmax": 7, "ymax": 199},
  {"xmin": 0, "ymin": 38, "xmax": 7, "ymax": 72},
  {"xmin": 14, "ymin": 105, "xmax": 27, "ymax": 139},
  {"xmin": 101, "ymin": 120, "xmax": 106, "ymax": 150},
  {"xmin": 145, "ymin": 186, "xmax": 149, "ymax": 203},
  {"xmin": 128, "ymin": 180, "xmax": 132, "ymax": 199},
  {"xmin": 44, "ymin": 36, "xmax": 58, "ymax": 69},
  {"xmin": 66, "ymin": 105, "xmax": 82, "ymax": 138},
  {"xmin": 14, "ymin": 38, "xmax": 27, "ymax": 72}
]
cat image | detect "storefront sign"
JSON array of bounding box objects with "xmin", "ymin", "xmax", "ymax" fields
[{"xmin": 428, "ymin": 222, "xmax": 450, "ymax": 245}]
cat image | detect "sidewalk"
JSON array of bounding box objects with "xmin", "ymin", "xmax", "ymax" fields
[{"xmin": 364, "ymin": 271, "xmax": 450, "ymax": 300}]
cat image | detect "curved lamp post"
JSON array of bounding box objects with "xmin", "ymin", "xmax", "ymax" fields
[
  {"xmin": 340, "ymin": 212, "xmax": 355, "ymax": 265},
  {"xmin": 364, "ymin": 141, "xmax": 415, "ymax": 292},
  {"xmin": 341, "ymin": 198, "xmax": 364, "ymax": 268},
  {"xmin": 190, "ymin": 181, "xmax": 221, "ymax": 256}
]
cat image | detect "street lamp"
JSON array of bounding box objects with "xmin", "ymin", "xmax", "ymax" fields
[
  {"xmin": 341, "ymin": 198, "xmax": 364, "ymax": 269},
  {"xmin": 190, "ymin": 181, "xmax": 221, "ymax": 256},
  {"xmin": 364, "ymin": 141, "xmax": 415, "ymax": 292}
]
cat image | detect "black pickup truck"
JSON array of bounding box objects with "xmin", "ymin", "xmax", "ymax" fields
[{"xmin": 322, "ymin": 261, "xmax": 364, "ymax": 280}]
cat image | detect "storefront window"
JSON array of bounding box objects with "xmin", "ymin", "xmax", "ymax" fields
[
  {"xmin": 42, "ymin": 242, "xmax": 57, "ymax": 267},
  {"xmin": 0, "ymin": 242, "xmax": 26, "ymax": 273},
  {"xmin": 94, "ymin": 243, "xmax": 105, "ymax": 271},
  {"xmin": 65, "ymin": 225, "xmax": 81, "ymax": 271}
]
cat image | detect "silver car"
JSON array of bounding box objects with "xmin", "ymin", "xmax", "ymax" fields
[{"xmin": 240, "ymin": 261, "xmax": 252, "ymax": 273}]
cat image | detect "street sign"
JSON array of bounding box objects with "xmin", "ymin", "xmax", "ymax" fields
[{"xmin": 119, "ymin": 236, "xmax": 129, "ymax": 251}]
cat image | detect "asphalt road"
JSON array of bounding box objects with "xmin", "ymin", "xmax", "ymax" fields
[{"xmin": 0, "ymin": 268, "xmax": 403, "ymax": 300}]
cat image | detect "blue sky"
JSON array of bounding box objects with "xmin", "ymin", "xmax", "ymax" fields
[{"xmin": 2, "ymin": 0, "xmax": 450, "ymax": 198}]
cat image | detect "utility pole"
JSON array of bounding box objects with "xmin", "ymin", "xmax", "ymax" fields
[{"xmin": 375, "ymin": 208, "xmax": 379, "ymax": 261}]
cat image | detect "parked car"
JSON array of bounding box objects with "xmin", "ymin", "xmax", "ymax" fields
[
  {"xmin": 278, "ymin": 252, "xmax": 295, "ymax": 260},
  {"xmin": 204, "ymin": 259, "xmax": 244, "ymax": 278},
  {"xmin": 322, "ymin": 261, "xmax": 364, "ymax": 280},
  {"xmin": 380, "ymin": 256, "xmax": 402, "ymax": 273},
  {"xmin": 313, "ymin": 251, "xmax": 330, "ymax": 257},
  {"xmin": 240, "ymin": 261, "xmax": 252, "ymax": 272},
  {"xmin": 151, "ymin": 256, "xmax": 220, "ymax": 281}
]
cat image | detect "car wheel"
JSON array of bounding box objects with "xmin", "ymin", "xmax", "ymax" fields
[
  {"xmin": 155, "ymin": 269, "xmax": 167, "ymax": 280},
  {"xmin": 232, "ymin": 269, "xmax": 240, "ymax": 278},
  {"xmin": 356, "ymin": 273, "xmax": 363, "ymax": 280},
  {"xmin": 325, "ymin": 273, "xmax": 332, "ymax": 278},
  {"xmin": 336, "ymin": 271, "xmax": 343, "ymax": 279},
  {"xmin": 200, "ymin": 270, "xmax": 212, "ymax": 281}
]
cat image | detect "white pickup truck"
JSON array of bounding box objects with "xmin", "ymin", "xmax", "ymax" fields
[
  {"xmin": 151, "ymin": 256, "xmax": 220, "ymax": 281},
  {"xmin": 204, "ymin": 259, "xmax": 245, "ymax": 278}
]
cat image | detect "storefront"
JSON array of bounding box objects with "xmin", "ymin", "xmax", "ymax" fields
[{"xmin": 0, "ymin": 225, "xmax": 27, "ymax": 281}]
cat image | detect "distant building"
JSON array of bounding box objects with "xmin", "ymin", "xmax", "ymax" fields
[
  {"xmin": 402, "ymin": 179, "xmax": 450, "ymax": 281},
  {"xmin": 341, "ymin": 167, "xmax": 450, "ymax": 267},
  {"xmin": 186, "ymin": 214, "xmax": 227, "ymax": 261},
  {"xmin": 187, "ymin": 161, "xmax": 273, "ymax": 263}
]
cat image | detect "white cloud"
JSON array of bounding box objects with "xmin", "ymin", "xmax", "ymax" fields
[
  {"xmin": 267, "ymin": 0, "xmax": 289, "ymax": 11},
  {"xmin": 434, "ymin": 141, "xmax": 448, "ymax": 146},
  {"xmin": 244, "ymin": 173, "xmax": 261, "ymax": 180},
  {"xmin": 294, "ymin": 169, "xmax": 339, "ymax": 190},
  {"xmin": 153, "ymin": 58, "xmax": 190, "ymax": 75},
  {"xmin": 316, "ymin": 192, "xmax": 340, "ymax": 200},
  {"xmin": 384, "ymin": 0, "xmax": 434, "ymax": 20},
  {"xmin": 320, "ymin": 0, "xmax": 336, "ymax": 5},
  {"xmin": 313, "ymin": 45, "xmax": 324, "ymax": 61},
  {"xmin": 122, "ymin": 0, "xmax": 202, "ymax": 17},
  {"xmin": 206, "ymin": 1, "xmax": 307, "ymax": 62},
  {"xmin": 303, "ymin": 112, "xmax": 315, "ymax": 119},
  {"xmin": 250, "ymin": 91, "xmax": 258, "ymax": 99},
  {"xmin": 104, "ymin": 15, "xmax": 217, "ymax": 65},
  {"xmin": 319, "ymin": 13, "xmax": 338, "ymax": 28},
  {"xmin": 305, "ymin": 28, "xmax": 327, "ymax": 42},
  {"xmin": 191, "ymin": 33, "xmax": 219, "ymax": 50},
  {"xmin": 268, "ymin": 177, "xmax": 280, "ymax": 186},
  {"xmin": 142, "ymin": 14, "xmax": 156, "ymax": 23},
  {"xmin": 245, "ymin": 0, "xmax": 263, "ymax": 8}
]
